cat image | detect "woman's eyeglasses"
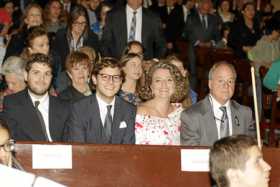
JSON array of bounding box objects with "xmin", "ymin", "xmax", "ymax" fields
[{"xmin": 0, "ymin": 139, "xmax": 15, "ymax": 152}]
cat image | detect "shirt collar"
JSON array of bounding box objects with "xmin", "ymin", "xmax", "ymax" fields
[
  {"xmin": 209, "ymin": 94, "xmax": 230, "ymax": 109},
  {"xmin": 96, "ymin": 94, "xmax": 115, "ymax": 107},
  {"xmin": 126, "ymin": 4, "xmax": 142, "ymax": 14},
  {"xmin": 28, "ymin": 90, "xmax": 49, "ymax": 106}
]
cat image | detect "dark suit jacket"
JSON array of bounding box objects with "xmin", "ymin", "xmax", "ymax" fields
[
  {"xmin": 166, "ymin": 5, "xmax": 194, "ymax": 44},
  {"xmin": 58, "ymin": 85, "xmax": 88, "ymax": 103},
  {"xmin": 183, "ymin": 10, "xmax": 221, "ymax": 45},
  {"xmin": 65, "ymin": 94, "xmax": 136, "ymax": 144},
  {"xmin": 53, "ymin": 28, "xmax": 100, "ymax": 70},
  {"xmin": 1, "ymin": 89, "xmax": 71, "ymax": 141},
  {"xmin": 180, "ymin": 96, "xmax": 255, "ymax": 146},
  {"xmin": 101, "ymin": 6, "xmax": 166, "ymax": 60}
]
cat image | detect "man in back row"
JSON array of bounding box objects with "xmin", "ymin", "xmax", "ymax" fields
[
  {"xmin": 181, "ymin": 62, "xmax": 255, "ymax": 146},
  {"xmin": 210, "ymin": 135, "xmax": 271, "ymax": 187}
]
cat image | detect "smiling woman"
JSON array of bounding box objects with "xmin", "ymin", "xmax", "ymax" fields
[{"xmin": 135, "ymin": 61, "xmax": 186, "ymax": 145}]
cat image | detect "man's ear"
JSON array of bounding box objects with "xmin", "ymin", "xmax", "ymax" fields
[{"xmin": 226, "ymin": 168, "xmax": 241, "ymax": 185}]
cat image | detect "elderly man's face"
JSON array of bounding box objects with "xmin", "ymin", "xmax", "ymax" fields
[{"xmin": 208, "ymin": 64, "xmax": 235, "ymax": 105}]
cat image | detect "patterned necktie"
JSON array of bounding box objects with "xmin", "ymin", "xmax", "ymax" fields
[
  {"xmin": 104, "ymin": 105, "xmax": 113, "ymax": 142},
  {"xmin": 220, "ymin": 106, "xmax": 229, "ymax": 138},
  {"xmin": 34, "ymin": 101, "xmax": 49, "ymax": 141},
  {"xmin": 128, "ymin": 11, "xmax": 137, "ymax": 42},
  {"xmin": 202, "ymin": 15, "xmax": 207, "ymax": 29}
]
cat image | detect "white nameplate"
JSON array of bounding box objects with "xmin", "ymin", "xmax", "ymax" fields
[
  {"xmin": 181, "ymin": 149, "xmax": 210, "ymax": 172},
  {"xmin": 32, "ymin": 145, "xmax": 72, "ymax": 169}
]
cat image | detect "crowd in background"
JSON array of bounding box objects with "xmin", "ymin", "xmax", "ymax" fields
[{"xmin": 0, "ymin": 0, "xmax": 279, "ymax": 146}]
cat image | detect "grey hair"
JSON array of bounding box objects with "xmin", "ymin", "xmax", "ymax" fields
[
  {"xmin": 208, "ymin": 61, "xmax": 237, "ymax": 80},
  {"xmin": 2, "ymin": 56, "xmax": 26, "ymax": 80}
]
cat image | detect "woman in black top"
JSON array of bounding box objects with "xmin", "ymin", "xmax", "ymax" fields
[{"xmin": 228, "ymin": 2, "xmax": 262, "ymax": 59}]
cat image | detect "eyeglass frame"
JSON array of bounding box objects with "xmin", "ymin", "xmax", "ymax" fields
[
  {"xmin": 98, "ymin": 73, "xmax": 122, "ymax": 83},
  {"xmin": 0, "ymin": 139, "xmax": 15, "ymax": 152}
]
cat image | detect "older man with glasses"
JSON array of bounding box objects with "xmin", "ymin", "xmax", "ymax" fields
[
  {"xmin": 180, "ymin": 62, "xmax": 256, "ymax": 146},
  {"xmin": 65, "ymin": 57, "xmax": 136, "ymax": 144}
]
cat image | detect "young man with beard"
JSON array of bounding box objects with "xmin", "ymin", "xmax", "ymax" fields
[
  {"xmin": 1, "ymin": 53, "xmax": 70, "ymax": 142},
  {"xmin": 65, "ymin": 57, "xmax": 136, "ymax": 144}
]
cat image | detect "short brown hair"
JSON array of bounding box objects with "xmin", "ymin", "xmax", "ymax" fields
[
  {"xmin": 65, "ymin": 51, "xmax": 91, "ymax": 72},
  {"xmin": 92, "ymin": 57, "xmax": 123, "ymax": 77},
  {"xmin": 210, "ymin": 135, "xmax": 258, "ymax": 187},
  {"xmin": 25, "ymin": 53, "xmax": 52, "ymax": 72},
  {"xmin": 139, "ymin": 60, "xmax": 186, "ymax": 102}
]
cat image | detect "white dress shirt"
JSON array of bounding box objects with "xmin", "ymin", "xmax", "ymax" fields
[
  {"xmin": 126, "ymin": 5, "xmax": 142, "ymax": 43},
  {"xmin": 29, "ymin": 91, "xmax": 53, "ymax": 142},
  {"xmin": 182, "ymin": 5, "xmax": 189, "ymax": 23},
  {"xmin": 96, "ymin": 95, "xmax": 115, "ymax": 126},
  {"xmin": 209, "ymin": 95, "xmax": 233, "ymax": 139}
]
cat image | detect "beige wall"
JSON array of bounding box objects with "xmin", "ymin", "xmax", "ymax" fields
[{"xmin": 272, "ymin": 0, "xmax": 280, "ymax": 11}]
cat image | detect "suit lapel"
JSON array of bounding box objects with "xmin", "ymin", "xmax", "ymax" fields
[
  {"xmin": 141, "ymin": 9, "xmax": 148, "ymax": 47},
  {"xmin": 22, "ymin": 90, "xmax": 46, "ymax": 141},
  {"xmin": 120, "ymin": 8, "xmax": 127, "ymax": 45},
  {"xmin": 92, "ymin": 94, "xmax": 104, "ymax": 142},
  {"xmin": 112, "ymin": 97, "xmax": 123, "ymax": 137},
  {"xmin": 230, "ymin": 101, "xmax": 243, "ymax": 135},
  {"xmin": 201, "ymin": 96, "xmax": 218, "ymax": 142}
]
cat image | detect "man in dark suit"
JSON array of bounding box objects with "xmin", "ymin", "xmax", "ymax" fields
[
  {"xmin": 1, "ymin": 54, "xmax": 70, "ymax": 142},
  {"xmin": 182, "ymin": 0, "xmax": 221, "ymax": 89},
  {"xmin": 66, "ymin": 57, "xmax": 136, "ymax": 144},
  {"xmin": 180, "ymin": 62, "xmax": 255, "ymax": 146},
  {"xmin": 165, "ymin": 0, "xmax": 195, "ymax": 51},
  {"xmin": 101, "ymin": 0, "xmax": 166, "ymax": 60}
]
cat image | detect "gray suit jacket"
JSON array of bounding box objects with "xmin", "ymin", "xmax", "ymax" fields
[
  {"xmin": 65, "ymin": 94, "xmax": 136, "ymax": 144},
  {"xmin": 180, "ymin": 96, "xmax": 255, "ymax": 146}
]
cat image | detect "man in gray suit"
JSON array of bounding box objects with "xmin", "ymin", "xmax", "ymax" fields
[
  {"xmin": 180, "ymin": 62, "xmax": 255, "ymax": 146},
  {"xmin": 65, "ymin": 57, "xmax": 136, "ymax": 144}
]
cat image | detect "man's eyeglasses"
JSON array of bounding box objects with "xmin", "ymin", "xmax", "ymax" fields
[
  {"xmin": 0, "ymin": 139, "xmax": 15, "ymax": 152},
  {"xmin": 98, "ymin": 73, "xmax": 122, "ymax": 82}
]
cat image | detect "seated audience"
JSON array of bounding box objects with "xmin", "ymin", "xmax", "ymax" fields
[
  {"xmin": 91, "ymin": 2, "xmax": 112, "ymax": 40},
  {"xmin": 66, "ymin": 57, "xmax": 136, "ymax": 144},
  {"xmin": 182, "ymin": 0, "xmax": 221, "ymax": 89},
  {"xmin": 210, "ymin": 135, "xmax": 271, "ymax": 187},
  {"xmin": 122, "ymin": 40, "xmax": 144, "ymax": 57},
  {"xmin": 166, "ymin": 54, "xmax": 196, "ymax": 105},
  {"xmin": 118, "ymin": 53, "xmax": 143, "ymax": 105},
  {"xmin": 4, "ymin": 3, "xmax": 43, "ymax": 60},
  {"xmin": 53, "ymin": 4, "xmax": 100, "ymax": 70},
  {"xmin": 216, "ymin": 22, "xmax": 231, "ymax": 48},
  {"xmin": 43, "ymin": 0, "xmax": 67, "ymax": 35},
  {"xmin": 263, "ymin": 59, "xmax": 280, "ymax": 92},
  {"xmin": 228, "ymin": 2, "xmax": 262, "ymax": 59},
  {"xmin": 0, "ymin": 0, "xmax": 14, "ymax": 37},
  {"xmin": 0, "ymin": 56, "xmax": 26, "ymax": 111},
  {"xmin": 59, "ymin": 51, "xmax": 93, "ymax": 102},
  {"xmin": 0, "ymin": 119, "xmax": 13, "ymax": 167},
  {"xmin": 181, "ymin": 62, "xmax": 255, "ymax": 146},
  {"xmin": 2, "ymin": 53, "xmax": 70, "ymax": 142},
  {"xmin": 20, "ymin": 26, "xmax": 62, "ymax": 89},
  {"xmin": 165, "ymin": 0, "xmax": 195, "ymax": 52},
  {"xmin": 217, "ymin": 0, "xmax": 234, "ymax": 23},
  {"xmin": 135, "ymin": 61, "xmax": 186, "ymax": 145}
]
